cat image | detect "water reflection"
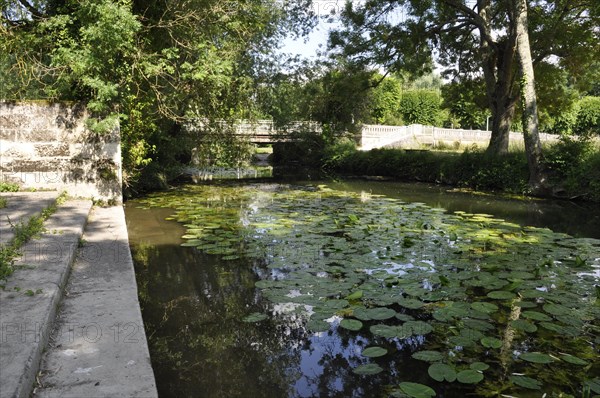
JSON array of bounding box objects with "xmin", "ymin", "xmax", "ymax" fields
[
  {"xmin": 321, "ymin": 180, "xmax": 600, "ymax": 239},
  {"xmin": 127, "ymin": 205, "xmax": 450, "ymax": 398},
  {"xmin": 125, "ymin": 180, "xmax": 600, "ymax": 398}
]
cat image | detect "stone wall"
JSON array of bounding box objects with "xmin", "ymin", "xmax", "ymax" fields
[{"xmin": 0, "ymin": 101, "xmax": 121, "ymax": 201}]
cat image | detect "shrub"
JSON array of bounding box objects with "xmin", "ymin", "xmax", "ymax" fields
[
  {"xmin": 400, "ymin": 90, "xmax": 444, "ymax": 126},
  {"xmin": 544, "ymin": 136, "xmax": 600, "ymax": 200},
  {"xmin": 574, "ymin": 96, "xmax": 600, "ymax": 137}
]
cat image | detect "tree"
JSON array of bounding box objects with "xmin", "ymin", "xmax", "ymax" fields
[
  {"xmin": 511, "ymin": 0, "xmax": 546, "ymax": 192},
  {"xmin": 368, "ymin": 74, "xmax": 403, "ymax": 125},
  {"xmin": 441, "ymin": 79, "xmax": 489, "ymax": 129},
  {"xmin": 399, "ymin": 89, "xmax": 444, "ymax": 126},
  {"xmin": 329, "ymin": 0, "xmax": 600, "ymax": 155},
  {"xmin": 1, "ymin": 0, "xmax": 314, "ymax": 191}
]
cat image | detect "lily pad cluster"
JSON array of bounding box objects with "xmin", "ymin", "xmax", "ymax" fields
[{"xmin": 139, "ymin": 183, "xmax": 600, "ymax": 396}]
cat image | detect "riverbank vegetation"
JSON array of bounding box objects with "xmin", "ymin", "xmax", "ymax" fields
[{"xmin": 1, "ymin": 1, "xmax": 598, "ymax": 199}]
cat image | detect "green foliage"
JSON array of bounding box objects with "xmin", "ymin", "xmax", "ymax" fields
[
  {"xmin": 368, "ymin": 75, "xmax": 403, "ymax": 125},
  {"xmin": 271, "ymin": 127, "xmax": 327, "ymax": 166},
  {"xmin": 0, "ymin": 182, "xmax": 20, "ymax": 192},
  {"xmin": 191, "ymin": 123, "xmax": 254, "ymax": 169},
  {"xmin": 2, "ymin": 0, "xmax": 314, "ymax": 193},
  {"xmin": 574, "ymin": 97, "xmax": 600, "ymax": 137},
  {"xmin": 0, "ymin": 197, "xmax": 6, "ymax": 209},
  {"xmin": 544, "ymin": 136, "xmax": 600, "ymax": 201},
  {"xmin": 399, "ymin": 90, "xmax": 444, "ymax": 126},
  {"xmin": 441, "ymin": 80, "xmax": 489, "ymax": 129},
  {"xmin": 321, "ymin": 138, "xmax": 357, "ymax": 169},
  {"xmin": 330, "ymin": 0, "xmax": 600, "ymax": 155},
  {"xmin": 324, "ymin": 139, "xmax": 600, "ymax": 201}
]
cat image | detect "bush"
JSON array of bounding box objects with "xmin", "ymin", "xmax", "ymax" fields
[
  {"xmin": 400, "ymin": 90, "xmax": 444, "ymax": 126},
  {"xmin": 574, "ymin": 96, "xmax": 600, "ymax": 137},
  {"xmin": 544, "ymin": 136, "xmax": 600, "ymax": 200},
  {"xmin": 0, "ymin": 182, "xmax": 20, "ymax": 192},
  {"xmin": 271, "ymin": 128, "xmax": 327, "ymax": 166}
]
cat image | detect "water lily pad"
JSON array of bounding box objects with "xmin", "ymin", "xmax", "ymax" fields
[
  {"xmin": 222, "ymin": 255, "xmax": 240, "ymax": 261},
  {"xmin": 487, "ymin": 291, "xmax": 516, "ymax": 300},
  {"xmin": 456, "ymin": 369, "xmax": 483, "ymax": 384},
  {"xmin": 399, "ymin": 382, "xmax": 436, "ymax": 398},
  {"xmin": 412, "ymin": 350, "xmax": 443, "ymax": 362},
  {"xmin": 345, "ymin": 290, "xmax": 363, "ymax": 300},
  {"xmin": 370, "ymin": 324, "xmax": 402, "ymax": 339},
  {"xmin": 395, "ymin": 313, "xmax": 415, "ymax": 322},
  {"xmin": 481, "ymin": 336, "xmax": 502, "ymax": 349},
  {"xmin": 511, "ymin": 319, "xmax": 538, "ymax": 333},
  {"xmin": 519, "ymin": 352, "xmax": 554, "ymax": 364},
  {"xmin": 353, "ymin": 363, "xmax": 383, "ymax": 375},
  {"xmin": 366, "ymin": 307, "xmax": 397, "ymax": 320},
  {"xmin": 543, "ymin": 303, "xmax": 570, "ymax": 316},
  {"xmin": 242, "ymin": 312, "xmax": 268, "ymax": 323},
  {"xmin": 405, "ymin": 320, "xmax": 433, "ymax": 335},
  {"xmin": 510, "ymin": 375, "xmax": 542, "ymax": 390},
  {"xmin": 464, "ymin": 319, "xmax": 494, "ymax": 331},
  {"xmin": 559, "ymin": 353, "xmax": 588, "ymax": 366},
  {"xmin": 470, "ymin": 362, "xmax": 490, "ymax": 371},
  {"xmin": 521, "ymin": 311, "xmax": 552, "ymax": 322},
  {"xmin": 361, "ymin": 346, "xmax": 388, "ymax": 358},
  {"xmin": 470, "ymin": 302, "xmax": 499, "ymax": 314},
  {"xmin": 428, "ymin": 363, "xmax": 457, "ymax": 382},
  {"xmin": 340, "ymin": 319, "xmax": 363, "ymax": 331},
  {"xmin": 397, "ymin": 298, "xmax": 424, "ymax": 309}
]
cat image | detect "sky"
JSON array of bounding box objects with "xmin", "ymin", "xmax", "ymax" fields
[
  {"xmin": 280, "ymin": 23, "xmax": 334, "ymax": 59},
  {"xmin": 278, "ymin": 1, "xmax": 348, "ymax": 59}
]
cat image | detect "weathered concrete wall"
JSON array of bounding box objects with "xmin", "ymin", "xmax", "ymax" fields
[{"xmin": 0, "ymin": 101, "xmax": 121, "ymax": 201}]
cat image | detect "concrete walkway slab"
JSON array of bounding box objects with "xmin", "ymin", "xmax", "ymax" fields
[
  {"xmin": 34, "ymin": 206, "xmax": 157, "ymax": 398},
  {"xmin": 0, "ymin": 199, "xmax": 92, "ymax": 398},
  {"xmin": 0, "ymin": 192, "xmax": 59, "ymax": 246}
]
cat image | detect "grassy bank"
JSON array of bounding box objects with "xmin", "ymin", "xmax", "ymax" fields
[{"xmin": 285, "ymin": 137, "xmax": 600, "ymax": 202}]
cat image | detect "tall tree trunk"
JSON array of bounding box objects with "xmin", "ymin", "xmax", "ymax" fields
[
  {"xmin": 478, "ymin": 5, "xmax": 518, "ymax": 156},
  {"xmin": 487, "ymin": 95, "xmax": 517, "ymax": 155},
  {"xmin": 512, "ymin": 0, "xmax": 547, "ymax": 193}
]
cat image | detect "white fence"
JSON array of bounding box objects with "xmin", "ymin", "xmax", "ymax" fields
[{"xmin": 360, "ymin": 124, "xmax": 561, "ymax": 150}]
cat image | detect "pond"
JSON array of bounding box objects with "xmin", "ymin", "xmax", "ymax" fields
[{"xmin": 125, "ymin": 180, "xmax": 600, "ymax": 398}]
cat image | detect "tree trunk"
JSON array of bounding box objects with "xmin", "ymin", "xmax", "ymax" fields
[
  {"xmin": 478, "ymin": 7, "xmax": 518, "ymax": 156},
  {"xmin": 512, "ymin": 0, "xmax": 547, "ymax": 193},
  {"xmin": 487, "ymin": 97, "xmax": 517, "ymax": 155}
]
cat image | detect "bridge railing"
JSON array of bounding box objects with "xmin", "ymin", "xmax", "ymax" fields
[
  {"xmin": 186, "ymin": 119, "xmax": 321, "ymax": 142},
  {"xmin": 360, "ymin": 124, "xmax": 561, "ymax": 150}
]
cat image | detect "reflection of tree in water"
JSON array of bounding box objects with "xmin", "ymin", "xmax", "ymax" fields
[
  {"xmin": 133, "ymin": 243, "xmax": 301, "ymax": 397},
  {"xmin": 129, "ymin": 185, "xmax": 600, "ymax": 397},
  {"xmin": 132, "ymin": 241, "xmax": 422, "ymax": 398}
]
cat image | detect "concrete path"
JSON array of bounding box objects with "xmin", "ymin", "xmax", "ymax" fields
[
  {"xmin": 0, "ymin": 195, "xmax": 157, "ymax": 398},
  {"xmin": 34, "ymin": 206, "xmax": 157, "ymax": 398},
  {"xmin": 0, "ymin": 198, "xmax": 92, "ymax": 398},
  {"xmin": 0, "ymin": 192, "xmax": 59, "ymax": 245}
]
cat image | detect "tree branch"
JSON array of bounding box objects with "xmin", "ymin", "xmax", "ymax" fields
[
  {"xmin": 16, "ymin": 0, "xmax": 44, "ymax": 19},
  {"xmin": 441, "ymin": 0, "xmax": 497, "ymax": 47}
]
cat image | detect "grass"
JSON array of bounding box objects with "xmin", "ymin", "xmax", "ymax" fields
[
  {"xmin": 255, "ymin": 146, "xmax": 273, "ymax": 154},
  {"xmin": 0, "ymin": 182, "xmax": 20, "ymax": 192},
  {"xmin": 0, "ymin": 192, "xmax": 67, "ymax": 280},
  {"xmin": 0, "ymin": 197, "xmax": 6, "ymax": 209}
]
